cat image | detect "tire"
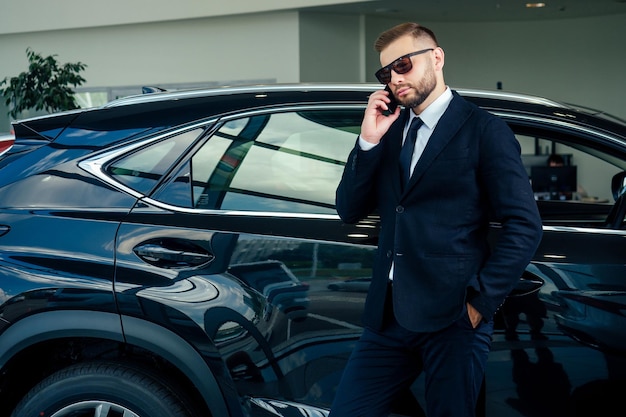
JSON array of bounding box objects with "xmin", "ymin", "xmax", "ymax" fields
[{"xmin": 10, "ymin": 361, "xmax": 195, "ymax": 417}]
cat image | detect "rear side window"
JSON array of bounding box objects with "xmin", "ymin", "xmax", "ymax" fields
[
  {"xmin": 107, "ymin": 128, "xmax": 203, "ymax": 194},
  {"xmin": 156, "ymin": 109, "xmax": 362, "ymax": 214}
]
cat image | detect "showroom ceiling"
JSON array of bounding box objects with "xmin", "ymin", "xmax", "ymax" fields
[{"xmin": 305, "ymin": 0, "xmax": 626, "ymax": 22}]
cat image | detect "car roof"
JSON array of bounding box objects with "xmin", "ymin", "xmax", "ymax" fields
[
  {"xmin": 11, "ymin": 83, "xmax": 626, "ymax": 144},
  {"xmin": 104, "ymin": 83, "xmax": 626, "ymax": 133},
  {"xmin": 104, "ymin": 83, "xmax": 565, "ymax": 109}
]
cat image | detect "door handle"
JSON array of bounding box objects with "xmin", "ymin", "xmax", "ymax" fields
[{"xmin": 133, "ymin": 240, "xmax": 214, "ymax": 269}]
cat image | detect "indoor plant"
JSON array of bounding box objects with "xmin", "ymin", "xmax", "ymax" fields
[{"xmin": 0, "ymin": 48, "xmax": 87, "ymax": 119}]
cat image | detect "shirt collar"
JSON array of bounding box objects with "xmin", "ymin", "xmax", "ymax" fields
[{"xmin": 409, "ymin": 86, "xmax": 453, "ymax": 130}]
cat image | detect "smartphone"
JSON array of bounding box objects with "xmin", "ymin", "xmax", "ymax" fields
[{"xmin": 383, "ymin": 85, "xmax": 398, "ymax": 116}]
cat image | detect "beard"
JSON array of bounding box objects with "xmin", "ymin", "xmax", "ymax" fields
[{"xmin": 398, "ymin": 65, "xmax": 437, "ymax": 109}]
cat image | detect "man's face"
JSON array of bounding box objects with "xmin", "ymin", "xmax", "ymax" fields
[{"xmin": 379, "ymin": 35, "xmax": 440, "ymax": 110}]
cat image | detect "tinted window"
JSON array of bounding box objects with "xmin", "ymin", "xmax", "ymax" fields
[
  {"xmin": 107, "ymin": 128, "xmax": 203, "ymax": 194},
  {"xmin": 157, "ymin": 110, "xmax": 362, "ymax": 214}
]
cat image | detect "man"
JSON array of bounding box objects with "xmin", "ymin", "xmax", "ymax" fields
[{"xmin": 331, "ymin": 22, "xmax": 543, "ymax": 417}]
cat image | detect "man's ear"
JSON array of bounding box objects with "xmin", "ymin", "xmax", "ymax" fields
[{"xmin": 434, "ymin": 47, "xmax": 445, "ymax": 70}]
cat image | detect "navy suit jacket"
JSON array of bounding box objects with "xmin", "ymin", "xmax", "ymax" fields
[{"xmin": 336, "ymin": 91, "xmax": 542, "ymax": 332}]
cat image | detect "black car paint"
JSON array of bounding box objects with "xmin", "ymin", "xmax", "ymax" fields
[{"xmin": 0, "ymin": 84, "xmax": 625, "ymax": 417}]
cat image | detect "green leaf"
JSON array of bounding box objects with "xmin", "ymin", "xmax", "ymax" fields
[{"xmin": 0, "ymin": 47, "xmax": 87, "ymax": 118}]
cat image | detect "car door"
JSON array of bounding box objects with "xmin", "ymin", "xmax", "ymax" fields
[
  {"xmin": 109, "ymin": 106, "xmax": 385, "ymax": 410},
  {"xmin": 105, "ymin": 103, "xmax": 626, "ymax": 417}
]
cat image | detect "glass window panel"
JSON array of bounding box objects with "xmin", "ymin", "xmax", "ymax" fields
[
  {"xmin": 108, "ymin": 128, "xmax": 202, "ymax": 194},
  {"xmin": 229, "ymin": 145, "xmax": 344, "ymax": 211},
  {"xmin": 255, "ymin": 111, "xmax": 357, "ymax": 160},
  {"xmin": 192, "ymin": 136, "xmax": 233, "ymax": 208},
  {"xmin": 185, "ymin": 110, "xmax": 361, "ymax": 214},
  {"xmin": 515, "ymin": 132, "xmax": 621, "ymax": 203}
]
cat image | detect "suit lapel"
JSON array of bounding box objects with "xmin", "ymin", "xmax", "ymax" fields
[{"xmin": 403, "ymin": 93, "xmax": 473, "ymax": 194}]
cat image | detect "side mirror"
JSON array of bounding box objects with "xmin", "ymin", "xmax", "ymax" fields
[{"xmin": 611, "ymin": 171, "xmax": 626, "ymax": 201}]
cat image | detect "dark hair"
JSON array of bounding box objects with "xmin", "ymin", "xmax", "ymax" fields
[{"xmin": 374, "ymin": 22, "xmax": 439, "ymax": 52}]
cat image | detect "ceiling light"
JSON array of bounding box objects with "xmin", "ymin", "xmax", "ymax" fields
[{"xmin": 526, "ymin": 2, "xmax": 546, "ymax": 7}]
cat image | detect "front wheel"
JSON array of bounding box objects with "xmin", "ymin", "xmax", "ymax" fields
[{"xmin": 11, "ymin": 361, "xmax": 195, "ymax": 417}]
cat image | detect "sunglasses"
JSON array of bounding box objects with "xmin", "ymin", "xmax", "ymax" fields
[{"xmin": 375, "ymin": 48, "xmax": 434, "ymax": 84}]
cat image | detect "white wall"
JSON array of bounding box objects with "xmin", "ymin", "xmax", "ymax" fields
[
  {"xmin": 0, "ymin": 0, "xmax": 364, "ymax": 34},
  {"xmin": 0, "ymin": 9, "xmax": 624, "ymax": 133},
  {"xmin": 0, "ymin": 11, "xmax": 301, "ymax": 131},
  {"xmin": 299, "ymin": 13, "xmax": 363, "ymax": 82},
  {"xmin": 0, "ymin": 12, "xmax": 300, "ymax": 88}
]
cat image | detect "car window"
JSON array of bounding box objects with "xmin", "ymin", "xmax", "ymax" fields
[
  {"xmin": 107, "ymin": 128, "xmax": 203, "ymax": 195},
  {"xmin": 513, "ymin": 129, "xmax": 625, "ymax": 227},
  {"xmin": 141, "ymin": 109, "xmax": 625, "ymax": 228},
  {"xmin": 517, "ymin": 133, "xmax": 622, "ymax": 203},
  {"xmin": 156, "ymin": 110, "xmax": 362, "ymax": 214}
]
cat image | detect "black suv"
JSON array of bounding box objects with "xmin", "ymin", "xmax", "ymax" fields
[{"xmin": 1, "ymin": 84, "xmax": 625, "ymax": 417}]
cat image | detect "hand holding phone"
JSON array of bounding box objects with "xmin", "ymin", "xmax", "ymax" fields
[
  {"xmin": 383, "ymin": 85, "xmax": 398, "ymax": 116},
  {"xmin": 360, "ymin": 85, "xmax": 400, "ymax": 144}
]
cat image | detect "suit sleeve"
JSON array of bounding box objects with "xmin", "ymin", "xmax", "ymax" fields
[
  {"xmin": 335, "ymin": 138, "xmax": 383, "ymax": 224},
  {"xmin": 470, "ymin": 116, "xmax": 543, "ymax": 321}
]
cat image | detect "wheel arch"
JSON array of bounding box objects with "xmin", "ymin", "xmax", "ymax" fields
[
  {"xmin": 121, "ymin": 314, "xmax": 233, "ymax": 417},
  {"xmin": 0, "ymin": 310, "xmax": 233, "ymax": 417},
  {"xmin": 0, "ymin": 310, "xmax": 124, "ymax": 366}
]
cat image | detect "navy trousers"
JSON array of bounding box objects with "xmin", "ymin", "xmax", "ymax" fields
[{"xmin": 329, "ymin": 289, "xmax": 494, "ymax": 417}]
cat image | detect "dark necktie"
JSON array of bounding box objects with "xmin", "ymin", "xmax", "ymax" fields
[{"xmin": 399, "ymin": 117, "xmax": 423, "ymax": 186}]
